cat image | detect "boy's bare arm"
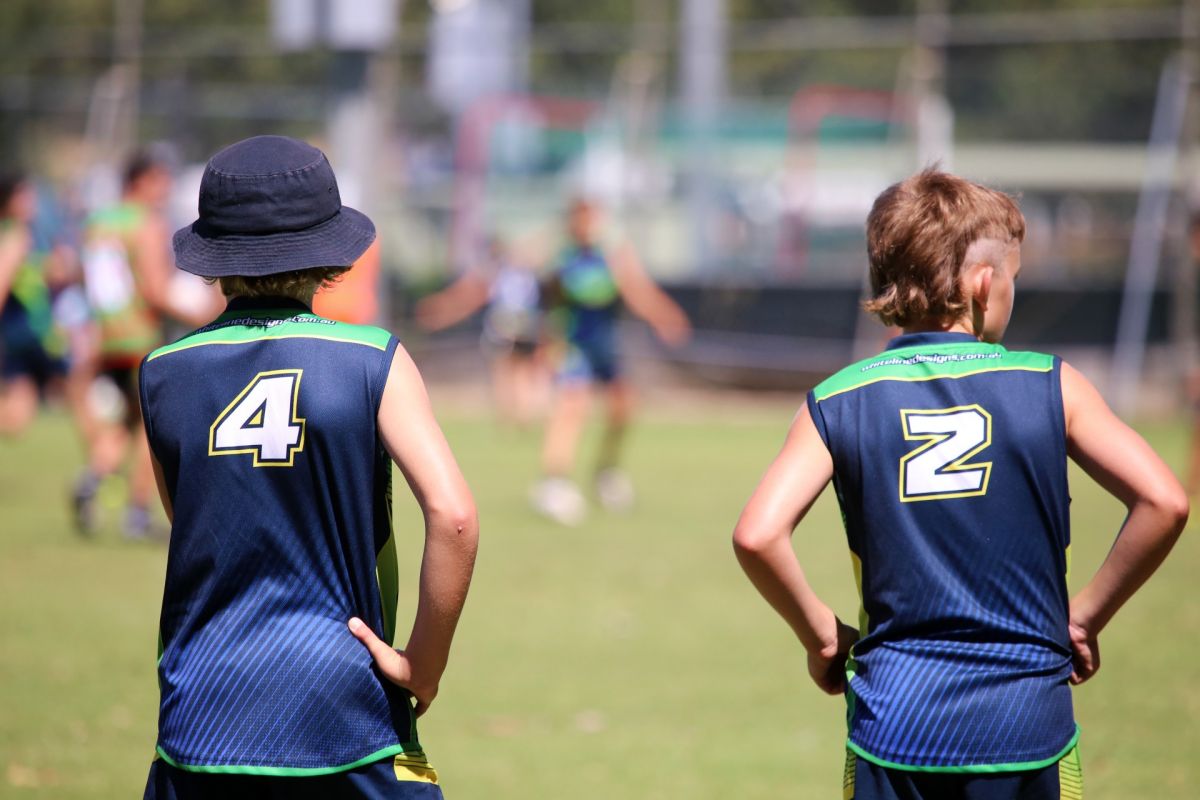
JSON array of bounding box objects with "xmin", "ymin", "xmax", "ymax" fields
[
  {"xmin": 130, "ymin": 219, "xmax": 174, "ymax": 315},
  {"xmin": 610, "ymin": 242, "xmax": 691, "ymax": 346},
  {"xmin": 414, "ymin": 274, "xmax": 490, "ymax": 331},
  {"xmin": 131, "ymin": 219, "xmax": 214, "ymax": 326},
  {"xmin": 1061, "ymin": 362, "xmax": 1188, "ymax": 684},
  {"xmin": 0, "ymin": 226, "xmax": 30, "ymax": 317},
  {"xmin": 732, "ymin": 405, "xmax": 858, "ymax": 695},
  {"xmin": 350, "ymin": 345, "xmax": 479, "ymax": 716}
]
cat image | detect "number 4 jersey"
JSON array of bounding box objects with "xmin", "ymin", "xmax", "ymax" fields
[
  {"xmin": 807, "ymin": 331, "xmax": 1078, "ymax": 771},
  {"xmin": 138, "ymin": 297, "xmax": 417, "ymax": 775}
]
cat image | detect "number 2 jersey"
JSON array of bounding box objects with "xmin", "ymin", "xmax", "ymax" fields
[
  {"xmin": 807, "ymin": 331, "xmax": 1078, "ymax": 771},
  {"xmin": 139, "ymin": 297, "xmax": 417, "ymax": 775}
]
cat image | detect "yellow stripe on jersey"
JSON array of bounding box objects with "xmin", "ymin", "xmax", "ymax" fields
[
  {"xmin": 394, "ymin": 750, "xmax": 439, "ymax": 784},
  {"xmin": 843, "ymin": 749, "xmax": 857, "ymax": 800},
  {"xmin": 849, "ymin": 550, "xmax": 868, "ymax": 637},
  {"xmin": 1058, "ymin": 745, "xmax": 1083, "ymax": 799}
]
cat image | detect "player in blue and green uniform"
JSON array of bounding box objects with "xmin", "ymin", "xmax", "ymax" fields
[
  {"xmin": 531, "ymin": 198, "xmax": 691, "ymax": 524},
  {"xmin": 0, "ymin": 171, "xmax": 68, "ymax": 435},
  {"xmin": 140, "ymin": 136, "xmax": 478, "ymax": 798},
  {"xmin": 733, "ymin": 169, "xmax": 1187, "ymax": 799}
]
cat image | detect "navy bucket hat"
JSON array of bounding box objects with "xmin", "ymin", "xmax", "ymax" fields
[{"xmin": 173, "ymin": 135, "xmax": 375, "ymax": 278}]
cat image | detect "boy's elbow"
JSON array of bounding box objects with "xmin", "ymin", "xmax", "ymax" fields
[
  {"xmin": 428, "ymin": 496, "xmax": 479, "ymax": 541},
  {"xmin": 1162, "ymin": 485, "xmax": 1189, "ymax": 531},
  {"xmin": 1142, "ymin": 482, "xmax": 1189, "ymax": 535},
  {"xmin": 732, "ymin": 522, "xmax": 773, "ymax": 558},
  {"xmin": 446, "ymin": 503, "xmax": 479, "ymax": 540}
]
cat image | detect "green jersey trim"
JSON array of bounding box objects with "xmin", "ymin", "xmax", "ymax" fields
[
  {"xmin": 86, "ymin": 201, "xmax": 144, "ymax": 232},
  {"xmin": 102, "ymin": 334, "xmax": 158, "ymax": 356},
  {"xmin": 813, "ymin": 344, "xmax": 1054, "ymax": 402},
  {"xmin": 376, "ymin": 521, "xmax": 399, "ymax": 647},
  {"xmin": 845, "ymin": 725, "xmax": 1080, "ymax": 774},
  {"xmin": 155, "ymin": 742, "xmax": 425, "ymax": 777},
  {"xmin": 147, "ymin": 312, "xmax": 391, "ymax": 361}
]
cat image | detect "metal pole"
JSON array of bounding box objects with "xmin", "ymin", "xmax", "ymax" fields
[
  {"xmin": 1171, "ymin": 0, "xmax": 1200, "ymax": 391},
  {"xmin": 913, "ymin": 0, "xmax": 952, "ymax": 169},
  {"xmin": 679, "ymin": 0, "xmax": 726, "ymax": 274},
  {"xmin": 327, "ymin": 49, "xmax": 374, "ymax": 210},
  {"xmin": 114, "ymin": 0, "xmax": 143, "ymax": 152},
  {"xmin": 1112, "ymin": 52, "xmax": 1191, "ymax": 415},
  {"xmin": 324, "ymin": 0, "xmax": 400, "ymax": 215}
]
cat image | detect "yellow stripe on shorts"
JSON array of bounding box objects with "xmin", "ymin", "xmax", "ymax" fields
[
  {"xmin": 394, "ymin": 750, "xmax": 439, "ymax": 784},
  {"xmin": 843, "ymin": 748, "xmax": 856, "ymax": 800},
  {"xmin": 1058, "ymin": 744, "xmax": 1083, "ymax": 799}
]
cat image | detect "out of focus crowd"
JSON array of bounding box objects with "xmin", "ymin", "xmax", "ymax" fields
[{"xmin": 0, "ymin": 149, "xmax": 222, "ymax": 539}]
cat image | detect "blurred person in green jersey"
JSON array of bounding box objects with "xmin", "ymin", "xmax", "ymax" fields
[
  {"xmin": 0, "ymin": 171, "xmax": 69, "ymax": 435},
  {"xmin": 73, "ymin": 150, "xmax": 218, "ymax": 539}
]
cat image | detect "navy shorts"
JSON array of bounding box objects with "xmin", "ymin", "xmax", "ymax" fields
[
  {"xmin": 144, "ymin": 753, "xmax": 445, "ymax": 800},
  {"xmin": 101, "ymin": 363, "xmax": 142, "ymax": 426},
  {"xmin": 482, "ymin": 332, "xmax": 539, "ymax": 360},
  {"xmin": 559, "ymin": 339, "xmax": 622, "ymax": 385},
  {"xmin": 843, "ymin": 745, "xmax": 1082, "ymax": 800},
  {"xmin": 0, "ymin": 339, "xmax": 67, "ymax": 387}
]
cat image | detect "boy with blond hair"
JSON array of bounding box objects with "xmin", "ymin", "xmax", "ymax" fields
[{"xmin": 733, "ymin": 169, "xmax": 1187, "ymax": 799}]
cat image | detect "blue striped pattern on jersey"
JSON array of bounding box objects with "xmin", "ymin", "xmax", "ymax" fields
[
  {"xmin": 808, "ymin": 331, "xmax": 1077, "ymax": 771},
  {"xmin": 139, "ymin": 297, "xmax": 415, "ymax": 774}
]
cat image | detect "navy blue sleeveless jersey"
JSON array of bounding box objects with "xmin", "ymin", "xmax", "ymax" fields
[
  {"xmin": 551, "ymin": 244, "xmax": 620, "ymax": 348},
  {"xmin": 139, "ymin": 297, "xmax": 417, "ymax": 775},
  {"xmin": 807, "ymin": 332, "xmax": 1078, "ymax": 771}
]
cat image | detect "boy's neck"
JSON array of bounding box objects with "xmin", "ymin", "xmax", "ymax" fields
[
  {"xmin": 901, "ymin": 318, "xmax": 978, "ymax": 339},
  {"xmin": 226, "ymin": 293, "xmax": 315, "ymax": 309}
]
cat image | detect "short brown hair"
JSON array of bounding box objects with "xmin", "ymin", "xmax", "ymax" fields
[
  {"xmin": 864, "ymin": 169, "xmax": 1025, "ymax": 328},
  {"xmin": 213, "ymin": 266, "xmax": 349, "ymax": 301}
]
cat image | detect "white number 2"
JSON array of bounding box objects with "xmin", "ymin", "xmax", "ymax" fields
[
  {"xmin": 209, "ymin": 370, "xmax": 306, "ymax": 467},
  {"xmin": 899, "ymin": 405, "xmax": 992, "ymax": 502}
]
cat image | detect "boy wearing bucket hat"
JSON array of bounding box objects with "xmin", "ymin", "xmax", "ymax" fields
[{"xmin": 139, "ymin": 135, "xmax": 478, "ymax": 799}]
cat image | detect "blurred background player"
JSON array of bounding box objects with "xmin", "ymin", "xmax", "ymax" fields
[
  {"xmin": 72, "ymin": 150, "xmax": 216, "ymax": 539},
  {"xmin": 530, "ymin": 198, "xmax": 691, "ymax": 525},
  {"xmin": 47, "ymin": 232, "xmax": 101, "ymax": 452},
  {"xmin": 314, "ymin": 236, "xmax": 383, "ymax": 325},
  {"xmin": 0, "ymin": 170, "xmax": 69, "ymax": 436},
  {"xmin": 1184, "ymin": 212, "xmax": 1200, "ymax": 498},
  {"xmin": 417, "ymin": 236, "xmax": 548, "ymax": 428}
]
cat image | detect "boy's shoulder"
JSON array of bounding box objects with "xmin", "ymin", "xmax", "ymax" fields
[
  {"xmin": 145, "ymin": 312, "xmax": 394, "ymax": 364},
  {"xmin": 304, "ymin": 316, "xmax": 394, "ymax": 350},
  {"xmin": 811, "ymin": 341, "xmax": 1057, "ymax": 404}
]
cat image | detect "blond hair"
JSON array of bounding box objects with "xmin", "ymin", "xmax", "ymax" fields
[{"xmin": 864, "ymin": 169, "xmax": 1025, "ymax": 328}]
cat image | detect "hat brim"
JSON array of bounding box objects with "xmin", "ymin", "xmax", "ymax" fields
[{"xmin": 172, "ymin": 206, "xmax": 376, "ymax": 278}]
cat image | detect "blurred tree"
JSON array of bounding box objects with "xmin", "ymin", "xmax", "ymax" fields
[
  {"xmin": 0, "ymin": 0, "xmax": 1190, "ymax": 162},
  {"xmin": 949, "ymin": 0, "xmax": 1179, "ymax": 140},
  {"xmin": 0, "ymin": 0, "xmax": 331, "ymax": 161}
]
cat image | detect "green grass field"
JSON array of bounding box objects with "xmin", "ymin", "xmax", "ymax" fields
[{"xmin": 1, "ymin": 404, "xmax": 1197, "ymax": 799}]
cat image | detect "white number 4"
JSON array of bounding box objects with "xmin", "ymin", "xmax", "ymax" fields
[
  {"xmin": 899, "ymin": 405, "xmax": 992, "ymax": 502},
  {"xmin": 209, "ymin": 370, "xmax": 306, "ymax": 467}
]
